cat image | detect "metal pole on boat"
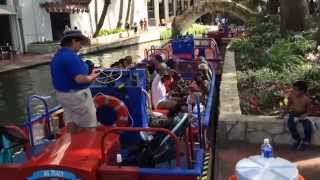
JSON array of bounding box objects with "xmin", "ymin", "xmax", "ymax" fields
[{"xmin": 196, "ymin": 95, "xmax": 203, "ymax": 148}]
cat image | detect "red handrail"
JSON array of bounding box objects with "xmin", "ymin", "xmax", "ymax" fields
[{"xmin": 100, "ymin": 127, "xmax": 181, "ymax": 167}]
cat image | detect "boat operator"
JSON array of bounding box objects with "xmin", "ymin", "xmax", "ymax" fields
[{"xmin": 50, "ymin": 30, "xmax": 100, "ymax": 132}]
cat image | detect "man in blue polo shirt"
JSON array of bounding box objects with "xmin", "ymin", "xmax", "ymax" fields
[{"xmin": 50, "ymin": 30, "xmax": 100, "ymax": 131}]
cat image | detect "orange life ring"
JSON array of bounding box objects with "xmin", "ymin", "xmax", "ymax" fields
[{"xmin": 94, "ymin": 94, "xmax": 129, "ymax": 127}]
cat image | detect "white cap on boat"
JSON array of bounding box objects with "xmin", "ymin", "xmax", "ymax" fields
[{"xmin": 116, "ymin": 154, "xmax": 122, "ymax": 163}]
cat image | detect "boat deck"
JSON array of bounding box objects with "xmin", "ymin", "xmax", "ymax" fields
[{"xmin": 215, "ymin": 142, "xmax": 320, "ymax": 180}]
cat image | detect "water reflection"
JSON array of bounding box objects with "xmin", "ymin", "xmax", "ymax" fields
[
  {"xmin": 0, "ymin": 66, "xmax": 57, "ymax": 125},
  {"xmin": 0, "ymin": 41, "xmax": 160, "ymax": 125}
]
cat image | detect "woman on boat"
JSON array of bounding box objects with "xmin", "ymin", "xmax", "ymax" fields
[{"xmin": 50, "ymin": 30, "xmax": 100, "ymax": 132}]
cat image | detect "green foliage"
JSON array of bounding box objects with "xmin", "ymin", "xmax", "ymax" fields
[
  {"xmin": 184, "ymin": 24, "xmax": 209, "ymax": 36},
  {"xmin": 160, "ymin": 28, "xmax": 173, "ymax": 40},
  {"xmin": 98, "ymin": 28, "xmax": 126, "ymax": 37},
  {"xmin": 160, "ymin": 24, "xmax": 209, "ymax": 40},
  {"xmin": 263, "ymin": 39, "xmax": 306, "ymax": 72},
  {"xmin": 231, "ymin": 17, "xmax": 315, "ymax": 72},
  {"xmin": 234, "ymin": 17, "xmax": 319, "ymax": 114}
]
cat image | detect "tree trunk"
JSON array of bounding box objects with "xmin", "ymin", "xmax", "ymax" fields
[
  {"xmin": 313, "ymin": 17, "xmax": 320, "ymax": 47},
  {"xmin": 280, "ymin": 0, "xmax": 308, "ymax": 34},
  {"xmin": 125, "ymin": 0, "xmax": 132, "ymax": 23},
  {"xmin": 267, "ymin": 0, "xmax": 279, "ymax": 14},
  {"xmin": 93, "ymin": 0, "xmax": 111, "ymax": 38},
  {"xmin": 117, "ymin": 0, "xmax": 124, "ymax": 28}
]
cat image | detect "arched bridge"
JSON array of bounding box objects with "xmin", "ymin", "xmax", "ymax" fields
[{"xmin": 172, "ymin": 0, "xmax": 257, "ymax": 34}]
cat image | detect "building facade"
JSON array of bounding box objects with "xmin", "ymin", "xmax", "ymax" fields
[
  {"xmin": 147, "ymin": 0, "xmax": 194, "ymax": 26},
  {"xmin": 16, "ymin": 0, "xmax": 149, "ymax": 52},
  {"xmin": 0, "ymin": 0, "xmax": 23, "ymax": 53},
  {"xmin": 0, "ymin": 0, "xmax": 193, "ymax": 53}
]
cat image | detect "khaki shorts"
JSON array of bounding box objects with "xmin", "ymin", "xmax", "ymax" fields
[{"xmin": 56, "ymin": 88, "xmax": 97, "ymax": 128}]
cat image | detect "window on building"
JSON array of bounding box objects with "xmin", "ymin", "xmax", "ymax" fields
[
  {"xmin": 176, "ymin": 0, "xmax": 182, "ymax": 15},
  {"xmin": 169, "ymin": 0, "xmax": 174, "ymax": 16},
  {"xmin": 147, "ymin": 0, "xmax": 155, "ymax": 18},
  {"xmin": 0, "ymin": 0, "xmax": 6, "ymax": 5}
]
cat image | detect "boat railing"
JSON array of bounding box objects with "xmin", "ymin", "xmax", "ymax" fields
[
  {"xmin": 203, "ymin": 69, "xmax": 216, "ymax": 128},
  {"xmin": 144, "ymin": 47, "xmax": 171, "ymax": 61},
  {"xmin": 25, "ymin": 95, "xmax": 61, "ymax": 146}
]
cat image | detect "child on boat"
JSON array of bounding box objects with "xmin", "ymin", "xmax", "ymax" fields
[{"xmin": 280, "ymin": 80, "xmax": 313, "ymax": 150}]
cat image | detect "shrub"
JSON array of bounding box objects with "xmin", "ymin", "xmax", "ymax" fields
[
  {"xmin": 233, "ymin": 16, "xmax": 319, "ymax": 115},
  {"xmin": 160, "ymin": 24, "xmax": 209, "ymax": 40},
  {"xmin": 160, "ymin": 28, "xmax": 173, "ymax": 40},
  {"xmin": 98, "ymin": 28, "xmax": 125, "ymax": 37}
]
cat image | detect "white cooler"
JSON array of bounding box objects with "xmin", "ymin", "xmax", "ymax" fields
[{"xmin": 235, "ymin": 155, "xmax": 299, "ymax": 180}]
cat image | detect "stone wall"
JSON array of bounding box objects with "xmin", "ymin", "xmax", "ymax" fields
[{"xmin": 219, "ymin": 49, "xmax": 320, "ymax": 146}]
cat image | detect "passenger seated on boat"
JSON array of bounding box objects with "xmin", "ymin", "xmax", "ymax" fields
[
  {"xmin": 166, "ymin": 59, "xmax": 177, "ymax": 70},
  {"xmin": 146, "ymin": 54, "xmax": 166, "ymax": 91},
  {"xmin": 151, "ymin": 68, "xmax": 180, "ymax": 117},
  {"xmin": 186, "ymin": 84, "xmax": 205, "ymax": 128},
  {"xmin": 118, "ymin": 58, "xmax": 128, "ymax": 68},
  {"xmin": 194, "ymin": 71, "xmax": 209, "ymax": 96},
  {"xmin": 110, "ymin": 61, "xmax": 120, "ymax": 68},
  {"xmin": 125, "ymin": 56, "xmax": 134, "ymax": 68},
  {"xmin": 170, "ymin": 70, "xmax": 189, "ymax": 99},
  {"xmin": 194, "ymin": 48, "xmax": 200, "ymax": 61},
  {"xmin": 198, "ymin": 56, "xmax": 212, "ymax": 80},
  {"xmin": 164, "ymin": 76, "xmax": 173, "ymax": 92},
  {"xmin": 162, "ymin": 59, "xmax": 177, "ymax": 92}
]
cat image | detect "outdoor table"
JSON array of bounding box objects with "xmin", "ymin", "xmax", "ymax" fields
[{"xmin": 234, "ymin": 155, "xmax": 299, "ymax": 180}]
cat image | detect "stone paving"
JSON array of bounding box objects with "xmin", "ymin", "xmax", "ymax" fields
[{"xmin": 0, "ymin": 27, "xmax": 163, "ymax": 74}]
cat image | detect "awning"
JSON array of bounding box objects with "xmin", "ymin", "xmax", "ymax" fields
[
  {"xmin": 40, "ymin": 0, "xmax": 92, "ymax": 13},
  {"xmin": 0, "ymin": 8, "xmax": 16, "ymax": 15}
]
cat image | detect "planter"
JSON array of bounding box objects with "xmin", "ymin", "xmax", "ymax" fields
[
  {"xmin": 119, "ymin": 32, "xmax": 129, "ymax": 38},
  {"xmin": 27, "ymin": 42, "xmax": 60, "ymax": 53}
]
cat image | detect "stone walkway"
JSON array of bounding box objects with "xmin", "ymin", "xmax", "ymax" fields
[{"xmin": 0, "ymin": 27, "xmax": 163, "ymax": 74}]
